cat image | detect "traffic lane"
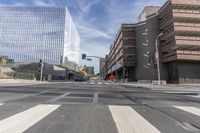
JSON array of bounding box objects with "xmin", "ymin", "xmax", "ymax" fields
[
  {"xmin": 24, "ymin": 104, "xmax": 118, "ymax": 133},
  {"xmin": 123, "ymin": 91, "xmax": 200, "ymax": 107},
  {"xmin": 154, "ymin": 106, "xmax": 200, "ymax": 129},
  {"xmin": 122, "ymin": 91, "xmax": 200, "ymax": 132},
  {"xmin": 131, "ymin": 105, "xmax": 197, "ymax": 133},
  {"xmin": 0, "ymin": 92, "xmax": 31, "ymax": 103}
]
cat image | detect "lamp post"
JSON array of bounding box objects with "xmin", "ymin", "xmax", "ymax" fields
[
  {"xmin": 155, "ymin": 32, "xmax": 163, "ymax": 85},
  {"xmin": 39, "ymin": 31, "xmax": 62, "ymax": 81},
  {"xmin": 115, "ymin": 57, "xmax": 118, "ymax": 82}
]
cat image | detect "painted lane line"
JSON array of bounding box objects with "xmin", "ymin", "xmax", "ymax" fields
[
  {"xmin": 92, "ymin": 93, "xmax": 98, "ymax": 104},
  {"xmin": 174, "ymin": 106, "xmax": 200, "ymax": 117},
  {"xmin": 109, "ymin": 106, "xmax": 161, "ymax": 133},
  {"xmin": 188, "ymin": 94, "xmax": 200, "ymax": 98},
  {"xmin": 0, "ymin": 103, "xmax": 4, "ymax": 106},
  {"xmin": 98, "ymin": 82, "xmax": 102, "ymax": 85},
  {"xmin": 47, "ymin": 93, "xmax": 69, "ymax": 103},
  {"xmin": 0, "ymin": 104, "xmax": 60, "ymax": 133}
]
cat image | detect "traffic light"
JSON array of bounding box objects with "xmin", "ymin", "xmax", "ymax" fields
[
  {"xmin": 39, "ymin": 59, "xmax": 42, "ymax": 68},
  {"xmin": 82, "ymin": 54, "xmax": 86, "ymax": 60},
  {"xmin": 39, "ymin": 59, "xmax": 44, "ymax": 73}
]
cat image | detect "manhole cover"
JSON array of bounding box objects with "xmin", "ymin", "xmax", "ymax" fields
[
  {"xmin": 66, "ymin": 93, "xmax": 94, "ymax": 98},
  {"xmin": 56, "ymin": 97, "xmax": 93, "ymax": 104}
]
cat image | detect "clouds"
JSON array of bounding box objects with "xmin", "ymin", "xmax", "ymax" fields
[
  {"xmin": 0, "ymin": 0, "xmax": 166, "ymax": 73},
  {"xmin": 33, "ymin": 0, "xmax": 53, "ymax": 6}
]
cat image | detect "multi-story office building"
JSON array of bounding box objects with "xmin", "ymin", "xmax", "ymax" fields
[
  {"xmin": 0, "ymin": 6, "xmax": 80, "ymax": 65},
  {"xmin": 106, "ymin": 24, "xmax": 136, "ymax": 81},
  {"xmin": 105, "ymin": 0, "xmax": 200, "ymax": 83},
  {"xmin": 158, "ymin": 0, "xmax": 200, "ymax": 83}
]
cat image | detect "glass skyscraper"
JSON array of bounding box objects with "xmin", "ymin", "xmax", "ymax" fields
[{"xmin": 0, "ymin": 6, "xmax": 80, "ymax": 64}]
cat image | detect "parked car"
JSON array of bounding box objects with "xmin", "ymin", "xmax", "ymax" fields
[{"xmin": 74, "ymin": 77, "xmax": 88, "ymax": 82}]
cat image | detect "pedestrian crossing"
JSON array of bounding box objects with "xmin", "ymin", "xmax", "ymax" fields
[
  {"xmin": 174, "ymin": 106, "xmax": 200, "ymax": 117},
  {"xmin": 0, "ymin": 102, "xmax": 199, "ymax": 133},
  {"xmin": 109, "ymin": 105, "xmax": 161, "ymax": 133},
  {"xmin": 0, "ymin": 104, "xmax": 60, "ymax": 133}
]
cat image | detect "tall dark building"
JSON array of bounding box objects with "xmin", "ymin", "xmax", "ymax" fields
[
  {"xmin": 158, "ymin": 0, "xmax": 200, "ymax": 83},
  {"xmin": 105, "ymin": 24, "xmax": 136, "ymax": 81},
  {"xmin": 105, "ymin": 0, "xmax": 200, "ymax": 83}
]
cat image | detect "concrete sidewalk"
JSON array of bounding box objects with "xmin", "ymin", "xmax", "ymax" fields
[
  {"xmin": 120, "ymin": 82, "xmax": 200, "ymax": 92},
  {"xmin": 0, "ymin": 79, "xmax": 50, "ymax": 86}
]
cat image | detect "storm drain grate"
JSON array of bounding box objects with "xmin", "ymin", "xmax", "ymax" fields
[
  {"xmin": 66, "ymin": 93, "xmax": 94, "ymax": 98},
  {"xmin": 56, "ymin": 97, "xmax": 93, "ymax": 104},
  {"xmin": 39, "ymin": 92, "xmax": 64, "ymax": 96},
  {"xmin": 98, "ymin": 97, "xmax": 135, "ymax": 105}
]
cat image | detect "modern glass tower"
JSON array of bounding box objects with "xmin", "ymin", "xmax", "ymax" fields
[{"xmin": 0, "ymin": 6, "xmax": 80, "ymax": 64}]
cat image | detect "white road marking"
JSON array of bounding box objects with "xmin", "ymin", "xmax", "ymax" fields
[
  {"xmin": 174, "ymin": 106, "xmax": 200, "ymax": 117},
  {"xmin": 109, "ymin": 106, "xmax": 161, "ymax": 133},
  {"xmin": 0, "ymin": 104, "xmax": 60, "ymax": 133},
  {"xmin": 187, "ymin": 94, "xmax": 200, "ymax": 98},
  {"xmin": 0, "ymin": 103, "xmax": 4, "ymax": 106},
  {"xmin": 98, "ymin": 82, "xmax": 102, "ymax": 85},
  {"xmin": 105, "ymin": 83, "xmax": 110, "ymax": 85},
  {"xmin": 90, "ymin": 82, "xmax": 94, "ymax": 84}
]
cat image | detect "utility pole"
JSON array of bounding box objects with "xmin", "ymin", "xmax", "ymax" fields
[
  {"xmin": 115, "ymin": 57, "xmax": 118, "ymax": 82},
  {"xmin": 123, "ymin": 65, "xmax": 125, "ymax": 83},
  {"xmin": 155, "ymin": 32, "xmax": 163, "ymax": 85}
]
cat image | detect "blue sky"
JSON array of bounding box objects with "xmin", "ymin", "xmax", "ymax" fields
[{"xmin": 0, "ymin": 0, "xmax": 166, "ymax": 73}]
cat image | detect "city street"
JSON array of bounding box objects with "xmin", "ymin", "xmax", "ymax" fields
[{"xmin": 0, "ymin": 80, "xmax": 200, "ymax": 133}]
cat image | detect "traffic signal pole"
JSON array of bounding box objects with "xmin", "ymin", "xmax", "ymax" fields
[
  {"xmin": 40, "ymin": 59, "xmax": 43, "ymax": 81},
  {"xmin": 40, "ymin": 35, "xmax": 46, "ymax": 81}
]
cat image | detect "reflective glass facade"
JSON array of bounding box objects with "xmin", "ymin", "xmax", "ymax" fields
[{"xmin": 0, "ymin": 6, "xmax": 80, "ymax": 64}]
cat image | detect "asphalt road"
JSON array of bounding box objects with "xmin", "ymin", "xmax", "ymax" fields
[{"xmin": 0, "ymin": 80, "xmax": 200, "ymax": 133}]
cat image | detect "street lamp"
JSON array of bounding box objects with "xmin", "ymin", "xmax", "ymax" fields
[
  {"xmin": 115, "ymin": 57, "xmax": 118, "ymax": 82},
  {"xmin": 39, "ymin": 31, "xmax": 62, "ymax": 81},
  {"xmin": 155, "ymin": 32, "xmax": 163, "ymax": 85}
]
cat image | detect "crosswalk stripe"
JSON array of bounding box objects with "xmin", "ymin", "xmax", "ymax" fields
[
  {"xmin": 0, "ymin": 104, "xmax": 60, "ymax": 133},
  {"xmin": 98, "ymin": 82, "xmax": 102, "ymax": 84},
  {"xmin": 0, "ymin": 103, "xmax": 4, "ymax": 106},
  {"xmin": 105, "ymin": 83, "xmax": 110, "ymax": 85},
  {"xmin": 174, "ymin": 106, "xmax": 200, "ymax": 117},
  {"xmin": 187, "ymin": 94, "xmax": 200, "ymax": 98},
  {"xmin": 90, "ymin": 82, "xmax": 94, "ymax": 84},
  {"xmin": 109, "ymin": 106, "xmax": 161, "ymax": 133}
]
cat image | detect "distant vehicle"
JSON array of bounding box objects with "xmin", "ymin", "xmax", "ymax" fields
[{"xmin": 74, "ymin": 76, "xmax": 88, "ymax": 82}]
